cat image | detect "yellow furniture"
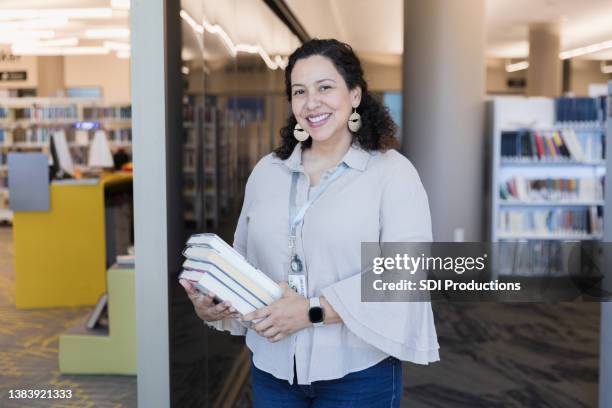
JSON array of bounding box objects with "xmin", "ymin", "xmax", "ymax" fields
[
  {"xmin": 13, "ymin": 173, "xmax": 132, "ymax": 309},
  {"xmin": 59, "ymin": 266, "xmax": 136, "ymax": 375}
]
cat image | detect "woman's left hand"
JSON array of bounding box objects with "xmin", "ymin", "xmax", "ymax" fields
[{"xmin": 242, "ymin": 282, "xmax": 311, "ymax": 342}]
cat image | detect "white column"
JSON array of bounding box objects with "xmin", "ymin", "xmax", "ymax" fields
[
  {"xmin": 402, "ymin": 0, "xmax": 486, "ymax": 241},
  {"xmin": 131, "ymin": 0, "xmax": 183, "ymax": 406}
]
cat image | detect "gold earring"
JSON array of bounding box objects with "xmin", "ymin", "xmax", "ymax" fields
[
  {"xmin": 348, "ymin": 107, "xmax": 362, "ymax": 132},
  {"xmin": 293, "ymin": 122, "xmax": 309, "ymax": 141}
]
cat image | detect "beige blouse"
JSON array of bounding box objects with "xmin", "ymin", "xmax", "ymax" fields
[{"xmin": 207, "ymin": 142, "xmax": 439, "ymax": 385}]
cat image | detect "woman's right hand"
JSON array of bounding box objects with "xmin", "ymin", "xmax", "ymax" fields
[{"xmin": 179, "ymin": 279, "xmax": 239, "ymax": 322}]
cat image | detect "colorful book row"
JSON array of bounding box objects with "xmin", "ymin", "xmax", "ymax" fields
[
  {"xmin": 500, "ymin": 176, "xmax": 604, "ymax": 202},
  {"xmin": 501, "ymin": 129, "xmax": 604, "ymax": 163}
]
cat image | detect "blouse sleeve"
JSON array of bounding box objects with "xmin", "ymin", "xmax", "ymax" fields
[
  {"xmin": 204, "ymin": 167, "xmax": 257, "ymax": 337},
  {"xmin": 320, "ymin": 156, "xmax": 440, "ymax": 364}
]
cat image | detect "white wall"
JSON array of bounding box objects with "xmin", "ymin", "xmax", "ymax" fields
[{"xmin": 64, "ymin": 54, "xmax": 131, "ymax": 103}]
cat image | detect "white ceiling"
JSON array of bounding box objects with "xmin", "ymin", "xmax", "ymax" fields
[
  {"xmin": 285, "ymin": 0, "xmax": 612, "ymax": 61},
  {"xmin": 486, "ymin": 0, "xmax": 612, "ymax": 59},
  {"xmin": 1, "ymin": 0, "xmax": 612, "ymax": 63}
]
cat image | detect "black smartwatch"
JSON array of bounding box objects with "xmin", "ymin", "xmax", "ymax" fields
[{"xmin": 308, "ymin": 297, "xmax": 325, "ymax": 327}]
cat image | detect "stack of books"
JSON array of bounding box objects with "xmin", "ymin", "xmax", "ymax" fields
[{"xmin": 179, "ymin": 233, "xmax": 282, "ymax": 316}]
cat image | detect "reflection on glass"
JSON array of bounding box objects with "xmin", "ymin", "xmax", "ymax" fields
[{"xmin": 173, "ymin": 1, "xmax": 300, "ymax": 406}]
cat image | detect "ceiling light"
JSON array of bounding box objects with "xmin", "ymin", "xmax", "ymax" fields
[
  {"xmin": 104, "ymin": 41, "xmax": 130, "ymax": 51},
  {"xmin": 0, "ymin": 30, "xmax": 55, "ymax": 44},
  {"xmin": 116, "ymin": 50, "xmax": 130, "ymax": 59},
  {"xmin": 505, "ymin": 60, "xmax": 529, "ymax": 72},
  {"xmin": 85, "ymin": 28, "xmax": 130, "ymax": 39},
  {"xmin": 11, "ymin": 46, "xmax": 109, "ymax": 56},
  {"xmin": 274, "ymin": 55, "xmax": 288, "ymax": 69},
  {"xmin": 601, "ymin": 61, "xmax": 612, "ymax": 74},
  {"xmin": 0, "ymin": 18, "xmax": 68, "ymax": 31},
  {"xmin": 179, "ymin": 10, "xmax": 203, "ymax": 34},
  {"xmin": 111, "ymin": 0, "xmax": 130, "ymax": 10},
  {"xmin": 560, "ymin": 40, "xmax": 612, "ymax": 59},
  {"xmin": 0, "ymin": 9, "xmax": 113, "ymax": 21},
  {"xmin": 179, "ymin": 9, "xmax": 284, "ymax": 70},
  {"xmin": 11, "ymin": 37, "xmax": 78, "ymax": 50}
]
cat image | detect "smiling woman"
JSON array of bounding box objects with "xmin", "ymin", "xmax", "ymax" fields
[
  {"xmin": 181, "ymin": 38, "xmax": 440, "ymax": 408},
  {"xmin": 275, "ymin": 39, "xmax": 398, "ymax": 161}
]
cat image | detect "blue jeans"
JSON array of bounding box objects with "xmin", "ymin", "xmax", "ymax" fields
[{"xmin": 251, "ymin": 357, "xmax": 402, "ymax": 408}]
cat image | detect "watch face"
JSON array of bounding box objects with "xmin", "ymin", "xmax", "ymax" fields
[{"xmin": 309, "ymin": 306, "xmax": 324, "ymax": 323}]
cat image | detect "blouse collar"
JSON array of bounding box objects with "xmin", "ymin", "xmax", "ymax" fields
[{"xmin": 274, "ymin": 141, "xmax": 370, "ymax": 172}]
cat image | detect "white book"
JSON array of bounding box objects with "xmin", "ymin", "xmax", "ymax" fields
[
  {"xmin": 185, "ymin": 233, "xmax": 282, "ymax": 300},
  {"xmin": 184, "ymin": 247, "xmax": 278, "ymax": 305},
  {"xmin": 183, "ymin": 258, "xmax": 267, "ymax": 309},
  {"xmin": 196, "ymin": 271, "xmax": 257, "ymax": 316},
  {"xmin": 564, "ymin": 130, "xmax": 585, "ymax": 162},
  {"xmin": 515, "ymin": 176, "xmax": 528, "ymax": 201}
]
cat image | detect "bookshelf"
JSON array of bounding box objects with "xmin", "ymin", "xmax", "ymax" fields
[
  {"xmin": 182, "ymin": 94, "xmax": 221, "ymax": 230},
  {"xmin": 180, "ymin": 94, "xmax": 270, "ymax": 235},
  {"xmin": 0, "ymin": 97, "xmax": 132, "ymax": 223},
  {"xmin": 489, "ymin": 96, "xmax": 607, "ymax": 276}
]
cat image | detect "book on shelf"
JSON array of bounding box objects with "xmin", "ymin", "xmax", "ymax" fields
[
  {"xmin": 500, "ymin": 176, "xmax": 604, "ymax": 202},
  {"xmin": 555, "ymin": 96, "xmax": 607, "ymax": 123},
  {"xmin": 500, "ymin": 128, "xmax": 603, "ymax": 163},
  {"xmin": 499, "ymin": 206, "xmax": 603, "ymax": 237},
  {"xmin": 179, "ymin": 233, "xmax": 282, "ymax": 316}
]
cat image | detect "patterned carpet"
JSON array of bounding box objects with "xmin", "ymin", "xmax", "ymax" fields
[
  {"xmin": 403, "ymin": 302, "xmax": 599, "ymax": 407},
  {"xmin": 0, "ymin": 224, "xmax": 601, "ymax": 407},
  {"xmin": 0, "ymin": 226, "xmax": 137, "ymax": 407}
]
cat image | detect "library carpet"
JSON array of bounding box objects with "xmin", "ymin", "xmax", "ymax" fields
[
  {"xmin": 0, "ymin": 226, "xmax": 137, "ymax": 408},
  {"xmin": 0, "ymin": 224, "xmax": 601, "ymax": 407}
]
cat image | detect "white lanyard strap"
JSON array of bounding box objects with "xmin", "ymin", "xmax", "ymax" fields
[{"xmin": 288, "ymin": 163, "xmax": 348, "ymax": 246}]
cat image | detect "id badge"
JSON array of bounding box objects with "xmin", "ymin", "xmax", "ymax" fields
[
  {"xmin": 285, "ymin": 254, "xmax": 307, "ymax": 297},
  {"xmin": 288, "ymin": 273, "xmax": 307, "ymax": 297}
]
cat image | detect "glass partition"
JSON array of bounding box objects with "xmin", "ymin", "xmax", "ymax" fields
[{"xmin": 172, "ymin": 1, "xmax": 299, "ymax": 404}]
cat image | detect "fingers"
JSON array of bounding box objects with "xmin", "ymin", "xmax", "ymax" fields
[
  {"xmin": 179, "ymin": 279, "xmax": 198, "ymax": 297},
  {"xmin": 243, "ymin": 306, "xmax": 269, "ymax": 322},
  {"xmin": 262, "ymin": 325, "xmax": 280, "ymax": 339},
  {"xmin": 253, "ymin": 316, "xmax": 274, "ymax": 333}
]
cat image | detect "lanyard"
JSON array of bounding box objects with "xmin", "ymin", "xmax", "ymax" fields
[{"xmin": 288, "ymin": 163, "xmax": 348, "ymax": 252}]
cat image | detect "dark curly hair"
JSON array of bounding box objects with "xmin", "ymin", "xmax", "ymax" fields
[{"xmin": 274, "ymin": 38, "xmax": 398, "ymax": 160}]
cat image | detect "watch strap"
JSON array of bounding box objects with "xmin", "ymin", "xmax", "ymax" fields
[{"xmin": 309, "ymin": 297, "xmax": 325, "ymax": 327}]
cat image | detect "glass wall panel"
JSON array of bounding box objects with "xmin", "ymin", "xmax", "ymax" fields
[{"xmin": 172, "ymin": 1, "xmax": 299, "ymax": 405}]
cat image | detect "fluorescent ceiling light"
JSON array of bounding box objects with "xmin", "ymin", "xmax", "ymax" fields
[
  {"xmin": 111, "ymin": 0, "xmax": 130, "ymax": 10},
  {"xmin": 85, "ymin": 28, "xmax": 129, "ymax": 39},
  {"xmin": 504, "ymin": 39, "xmax": 612, "ymax": 71},
  {"xmin": 103, "ymin": 41, "xmax": 130, "ymax": 51},
  {"xmin": 0, "ymin": 30, "xmax": 55, "ymax": 43},
  {"xmin": 0, "ymin": 9, "xmax": 113, "ymax": 21},
  {"xmin": 0, "ymin": 17, "xmax": 68, "ymax": 31},
  {"xmin": 180, "ymin": 10, "xmax": 203, "ymax": 34},
  {"xmin": 601, "ymin": 61, "xmax": 612, "ymax": 74},
  {"xmin": 12, "ymin": 46, "xmax": 109, "ymax": 56},
  {"xmin": 12, "ymin": 37, "xmax": 78, "ymax": 50},
  {"xmin": 274, "ymin": 55, "xmax": 288, "ymax": 70},
  {"xmin": 179, "ymin": 9, "xmax": 286, "ymax": 70},
  {"xmin": 505, "ymin": 60, "xmax": 529, "ymax": 72},
  {"xmin": 560, "ymin": 40, "xmax": 612, "ymax": 59}
]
